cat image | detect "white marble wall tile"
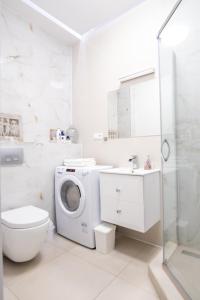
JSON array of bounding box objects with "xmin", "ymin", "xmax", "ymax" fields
[{"xmin": 0, "ymin": 5, "xmax": 81, "ymax": 219}]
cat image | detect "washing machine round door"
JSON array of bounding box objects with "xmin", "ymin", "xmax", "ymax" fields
[{"xmin": 58, "ymin": 175, "xmax": 85, "ymax": 218}]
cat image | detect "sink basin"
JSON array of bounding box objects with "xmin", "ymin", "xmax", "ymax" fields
[{"xmin": 100, "ymin": 168, "xmax": 160, "ymax": 176}]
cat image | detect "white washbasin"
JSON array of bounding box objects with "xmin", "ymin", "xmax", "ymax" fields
[{"xmin": 100, "ymin": 168, "xmax": 160, "ymax": 176}]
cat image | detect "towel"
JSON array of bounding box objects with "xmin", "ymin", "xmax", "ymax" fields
[{"xmin": 63, "ymin": 158, "xmax": 96, "ymax": 167}]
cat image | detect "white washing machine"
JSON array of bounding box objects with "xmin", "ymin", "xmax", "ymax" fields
[{"xmin": 55, "ymin": 165, "xmax": 111, "ymax": 248}]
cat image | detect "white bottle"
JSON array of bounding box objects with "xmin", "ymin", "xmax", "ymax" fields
[
  {"xmin": 66, "ymin": 135, "xmax": 72, "ymax": 144},
  {"xmin": 60, "ymin": 130, "xmax": 66, "ymax": 142},
  {"xmin": 56, "ymin": 129, "xmax": 61, "ymax": 141}
]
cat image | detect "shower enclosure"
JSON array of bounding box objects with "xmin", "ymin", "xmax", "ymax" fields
[{"xmin": 159, "ymin": 0, "xmax": 200, "ymax": 299}]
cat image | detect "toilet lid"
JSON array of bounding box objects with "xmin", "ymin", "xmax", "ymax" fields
[{"xmin": 1, "ymin": 206, "xmax": 49, "ymax": 229}]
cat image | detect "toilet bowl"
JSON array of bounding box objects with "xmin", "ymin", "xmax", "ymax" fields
[{"xmin": 1, "ymin": 205, "xmax": 50, "ymax": 262}]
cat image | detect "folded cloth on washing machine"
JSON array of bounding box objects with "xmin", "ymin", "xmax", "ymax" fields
[{"xmin": 63, "ymin": 158, "xmax": 96, "ymax": 167}]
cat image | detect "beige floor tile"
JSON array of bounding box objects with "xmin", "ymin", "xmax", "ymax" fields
[
  {"xmin": 115, "ymin": 236, "xmax": 147, "ymax": 259},
  {"xmin": 70, "ymin": 244, "xmax": 130, "ymax": 275},
  {"xmin": 118, "ymin": 257, "xmax": 158, "ymax": 296},
  {"xmin": 95, "ymin": 278, "xmax": 159, "ymax": 300},
  {"xmin": 9, "ymin": 252, "xmax": 114, "ymax": 300},
  {"xmin": 136, "ymin": 244, "xmax": 160, "ymax": 263},
  {"xmin": 48, "ymin": 234, "xmax": 77, "ymax": 251},
  {"xmin": 4, "ymin": 287, "xmax": 18, "ymax": 300},
  {"xmin": 4, "ymin": 242, "xmax": 65, "ymax": 287}
]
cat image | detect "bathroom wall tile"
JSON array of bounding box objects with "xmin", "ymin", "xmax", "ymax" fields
[
  {"xmin": 1, "ymin": 143, "xmax": 82, "ymax": 219},
  {"xmin": 0, "ymin": 5, "xmax": 82, "ymax": 219}
]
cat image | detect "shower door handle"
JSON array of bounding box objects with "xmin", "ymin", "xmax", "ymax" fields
[{"xmin": 161, "ymin": 139, "xmax": 171, "ymax": 162}]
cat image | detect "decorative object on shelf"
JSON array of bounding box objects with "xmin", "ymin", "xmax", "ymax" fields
[
  {"xmin": 50, "ymin": 128, "xmax": 72, "ymax": 143},
  {"xmin": 66, "ymin": 126, "xmax": 78, "ymax": 143},
  {"xmin": 0, "ymin": 113, "xmax": 22, "ymax": 141},
  {"xmin": 49, "ymin": 129, "xmax": 57, "ymax": 141}
]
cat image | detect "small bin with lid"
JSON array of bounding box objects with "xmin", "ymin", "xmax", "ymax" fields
[{"xmin": 94, "ymin": 222, "xmax": 116, "ymax": 254}]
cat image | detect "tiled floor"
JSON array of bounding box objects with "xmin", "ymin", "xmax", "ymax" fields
[{"xmin": 3, "ymin": 234, "xmax": 160, "ymax": 300}]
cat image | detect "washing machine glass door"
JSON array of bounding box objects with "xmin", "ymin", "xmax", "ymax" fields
[{"xmin": 59, "ymin": 176, "xmax": 85, "ymax": 218}]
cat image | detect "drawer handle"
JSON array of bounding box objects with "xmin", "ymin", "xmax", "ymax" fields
[
  {"xmin": 116, "ymin": 188, "xmax": 121, "ymax": 193},
  {"xmin": 116, "ymin": 209, "xmax": 122, "ymax": 214}
]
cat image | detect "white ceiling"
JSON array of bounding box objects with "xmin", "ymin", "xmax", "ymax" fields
[
  {"xmin": 3, "ymin": 0, "xmax": 146, "ymax": 45},
  {"xmin": 3, "ymin": 0, "xmax": 80, "ymax": 44},
  {"xmin": 30, "ymin": 0, "xmax": 146, "ymax": 34}
]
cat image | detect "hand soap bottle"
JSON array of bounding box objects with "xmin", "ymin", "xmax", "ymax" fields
[{"xmin": 144, "ymin": 155, "xmax": 152, "ymax": 170}]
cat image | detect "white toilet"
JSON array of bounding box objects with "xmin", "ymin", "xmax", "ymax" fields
[{"xmin": 1, "ymin": 205, "xmax": 50, "ymax": 263}]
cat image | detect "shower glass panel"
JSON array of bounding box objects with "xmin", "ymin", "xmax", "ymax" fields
[{"xmin": 159, "ymin": 0, "xmax": 200, "ymax": 298}]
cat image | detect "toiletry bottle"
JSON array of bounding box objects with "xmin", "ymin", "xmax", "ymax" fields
[
  {"xmin": 56, "ymin": 129, "xmax": 61, "ymax": 141},
  {"xmin": 144, "ymin": 155, "xmax": 152, "ymax": 170},
  {"xmin": 60, "ymin": 130, "xmax": 66, "ymax": 142},
  {"xmin": 66, "ymin": 135, "xmax": 72, "ymax": 144}
]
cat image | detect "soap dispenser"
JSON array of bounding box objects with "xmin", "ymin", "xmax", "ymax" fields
[{"xmin": 144, "ymin": 155, "xmax": 152, "ymax": 170}]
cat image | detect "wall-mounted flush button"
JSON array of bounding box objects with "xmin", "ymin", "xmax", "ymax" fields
[
  {"xmin": 13, "ymin": 157, "xmax": 19, "ymax": 161},
  {"xmin": 5, "ymin": 157, "xmax": 12, "ymax": 162},
  {"xmin": 0, "ymin": 147, "xmax": 24, "ymax": 166}
]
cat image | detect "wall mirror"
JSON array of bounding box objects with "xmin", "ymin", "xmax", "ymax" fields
[{"xmin": 107, "ymin": 76, "xmax": 160, "ymax": 139}]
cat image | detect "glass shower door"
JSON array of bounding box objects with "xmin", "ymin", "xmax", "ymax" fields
[{"xmin": 159, "ymin": 0, "xmax": 200, "ymax": 299}]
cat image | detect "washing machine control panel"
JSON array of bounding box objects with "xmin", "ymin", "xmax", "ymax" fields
[
  {"xmin": 56, "ymin": 166, "xmax": 75, "ymax": 174},
  {"xmin": 66, "ymin": 168, "xmax": 76, "ymax": 172},
  {"xmin": 55, "ymin": 166, "xmax": 91, "ymax": 177}
]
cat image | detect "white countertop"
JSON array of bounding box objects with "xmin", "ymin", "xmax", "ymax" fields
[{"xmin": 100, "ymin": 168, "xmax": 160, "ymax": 176}]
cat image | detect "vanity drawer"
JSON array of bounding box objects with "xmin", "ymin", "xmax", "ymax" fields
[
  {"xmin": 101, "ymin": 196, "xmax": 144, "ymax": 232},
  {"xmin": 101, "ymin": 196, "xmax": 118, "ymax": 223},
  {"xmin": 100, "ymin": 173, "xmax": 143, "ymax": 204},
  {"xmin": 117, "ymin": 201, "xmax": 144, "ymax": 232}
]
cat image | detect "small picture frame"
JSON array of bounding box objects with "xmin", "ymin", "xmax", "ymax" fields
[{"xmin": 0, "ymin": 113, "xmax": 22, "ymax": 141}]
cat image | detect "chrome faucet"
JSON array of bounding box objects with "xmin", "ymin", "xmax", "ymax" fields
[{"xmin": 128, "ymin": 155, "xmax": 138, "ymax": 171}]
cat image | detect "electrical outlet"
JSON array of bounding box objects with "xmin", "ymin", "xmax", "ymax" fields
[{"xmin": 93, "ymin": 132, "xmax": 104, "ymax": 140}]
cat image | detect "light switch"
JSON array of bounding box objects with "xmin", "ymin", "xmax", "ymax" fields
[{"xmin": 93, "ymin": 132, "xmax": 104, "ymax": 141}]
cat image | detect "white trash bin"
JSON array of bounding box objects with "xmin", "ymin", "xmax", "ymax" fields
[{"xmin": 95, "ymin": 222, "xmax": 116, "ymax": 254}]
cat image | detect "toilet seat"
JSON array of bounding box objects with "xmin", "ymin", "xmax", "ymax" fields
[{"xmin": 1, "ymin": 205, "xmax": 49, "ymax": 229}]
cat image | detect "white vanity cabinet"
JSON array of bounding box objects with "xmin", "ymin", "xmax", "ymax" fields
[{"xmin": 100, "ymin": 169, "xmax": 160, "ymax": 233}]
